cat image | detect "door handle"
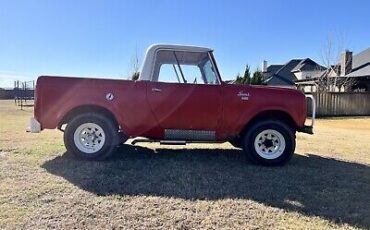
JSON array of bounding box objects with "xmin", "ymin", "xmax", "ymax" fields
[{"xmin": 152, "ymin": 88, "xmax": 162, "ymax": 92}]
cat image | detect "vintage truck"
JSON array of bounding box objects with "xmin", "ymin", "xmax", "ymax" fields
[{"xmin": 28, "ymin": 44, "xmax": 315, "ymax": 166}]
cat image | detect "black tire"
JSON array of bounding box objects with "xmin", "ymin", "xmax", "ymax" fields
[
  {"xmin": 242, "ymin": 120, "xmax": 295, "ymax": 166},
  {"xmin": 64, "ymin": 113, "xmax": 120, "ymax": 160}
]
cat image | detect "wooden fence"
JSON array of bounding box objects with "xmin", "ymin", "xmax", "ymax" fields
[{"xmin": 307, "ymin": 92, "xmax": 370, "ymax": 117}]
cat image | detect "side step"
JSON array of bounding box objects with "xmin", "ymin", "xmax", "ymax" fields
[{"xmin": 131, "ymin": 138, "xmax": 224, "ymax": 146}]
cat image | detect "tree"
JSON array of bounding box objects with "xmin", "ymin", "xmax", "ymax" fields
[
  {"xmin": 128, "ymin": 48, "xmax": 141, "ymax": 81},
  {"xmin": 235, "ymin": 65, "xmax": 251, "ymax": 84},
  {"xmin": 235, "ymin": 73, "xmax": 243, "ymax": 84},
  {"xmin": 242, "ymin": 64, "xmax": 252, "ymax": 84},
  {"xmin": 251, "ymin": 69, "xmax": 263, "ymax": 85},
  {"xmin": 234, "ymin": 65, "xmax": 263, "ymax": 85},
  {"xmin": 318, "ymin": 37, "xmax": 356, "ymax": 92}
]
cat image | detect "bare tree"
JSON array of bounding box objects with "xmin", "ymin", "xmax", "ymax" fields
[
  {"xmin": 318, "ymin": 37, "xmax": 356, "ymax": 92},
  {"xmin": 128, "ymin": 48, "xmax": 141, "ymax": 81}
]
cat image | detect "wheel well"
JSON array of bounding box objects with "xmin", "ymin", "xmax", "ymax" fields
[
  {"xmin": 59, "ymin": 105, "xmax": 119, "ymax": 130},
  {"xmin": 240, "ymin": 110, "xmax": 297, "ymax": 137}
]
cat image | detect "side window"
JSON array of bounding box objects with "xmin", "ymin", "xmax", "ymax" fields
[
  {"xmin": 180, "ymin": 65, "xmax": 203, "ymax": 84},
  {"xmin": 153, "ymin": 50, "xmax": 219, "ymax": 85},
  {"xmin": 158, "ymin": 64, "xmax": 182, "ymax": 83},
  {"xmin": 158, "ymin": 64, "xmax": 204, "ymax": 84}
]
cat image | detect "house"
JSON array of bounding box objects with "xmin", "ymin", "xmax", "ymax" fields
[
  {"xmin": 262, "ymin": 58, "xmax": 325, "ymax": 86},
  {"xmin": 311, "ymin": 49, "xmax": 370, "ymax": 92},
  {"xmin": 262, "ymin": 47, "xmax": 370, "ymax": 92},
  {"xmin": 340, "ymin": 48, "xmax": 370, "ymax": 91}
]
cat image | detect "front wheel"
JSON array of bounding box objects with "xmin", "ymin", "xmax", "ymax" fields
[
  {"xmin": 64, "ymin": 113, "xmax": 120, "ymax": 160},
  {"xmin": 242, "ymin": 120, "xmax": 295, "ymax": 166}
]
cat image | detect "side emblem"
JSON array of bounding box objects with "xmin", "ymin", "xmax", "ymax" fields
[
  {"xmin": 106, "ymin": 93, "xmax": 114, "ymax": 101},
  {"xmin": 237, "ymin": 91, "xmax": 250, "ymax": 101}
]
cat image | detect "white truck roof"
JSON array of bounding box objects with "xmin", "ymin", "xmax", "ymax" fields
[{"xmin": 139, "ymin": 44, "xmax": 213, "ymax": 81}]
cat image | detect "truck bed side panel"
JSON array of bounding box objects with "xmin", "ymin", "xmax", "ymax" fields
[{"xmin": 35, "ymin": 76, "xmax": 161, "ymax": 138}]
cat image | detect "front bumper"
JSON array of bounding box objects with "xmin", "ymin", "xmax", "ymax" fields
[
  {"xmin": 301, "ymin": 95, "xmax": 316, "ymax": 134},
  {"xmin": 26, "ymin": 117, "xmax": 41, "ymax": 133}
]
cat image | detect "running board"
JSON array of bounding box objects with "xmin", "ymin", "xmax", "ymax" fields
[{"xmin": 131, "ymin": 138, "xmax": 225, "ymax": 146}]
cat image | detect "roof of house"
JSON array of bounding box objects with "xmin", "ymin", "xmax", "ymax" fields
[
  {"xmin": 263, "ymin": 58, "xmax": 326, "ymax": 85},
  {"xmin": 267, "ymin": 65, "xmax": 284, "ymax": 73},
  {"xmin": 264, "ymin": 59, "xmax": 303, "ymax": 85},
  {"xmin": 291, "ymin": 58, "xmax": 325, "ymax": 72},
  {"xmin": 263, "ymin": 46, "xmax": 370, "ymax": 84},
  {"xmin": 352, "ymin": 47, "xmax": 370, "ymax": 70},
  {"xmin": 341, "ymin": 47, "xmax": 370, "ymax": 77},
  {"xmin": 346, "ymin": 65, "xmax": 370, "ymax": 77},
  {"xmin": 274, "ymin": 59, "xmax": 302, "ymax": 82},
  {"xmin": 262, "ymin": 64, "xmax": 284, "ymax": 81}
]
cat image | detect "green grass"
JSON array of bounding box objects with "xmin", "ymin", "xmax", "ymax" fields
[{"xmin": 0, "ymin": 100, "xmax": 369, "ymax": 229}]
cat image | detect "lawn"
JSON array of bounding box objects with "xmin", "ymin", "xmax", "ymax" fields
[{"xmin": 0, "ymin": 100, "xmax": 370, "ymax": 229}]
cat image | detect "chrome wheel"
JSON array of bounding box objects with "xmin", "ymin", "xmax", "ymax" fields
[
  {"xmin": 73, "ymin": 123, "xmax": 106, "ymax": 154},
  {"xmin": 254, "ymin": 129, "xmax": 286, "ymax": 160}
]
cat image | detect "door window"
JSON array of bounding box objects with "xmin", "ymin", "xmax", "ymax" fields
[{"xmin": 153, "ymin": 50, "xmax": 219, "ymax": 84}]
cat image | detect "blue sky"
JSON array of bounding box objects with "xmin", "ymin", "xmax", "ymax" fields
[{"xmin": 0, "ymin": 0, "xmax": 370, "ymax": 87}]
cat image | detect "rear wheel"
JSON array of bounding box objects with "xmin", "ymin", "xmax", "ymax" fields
[
  {"xmin": 64, "ymin": 113, "xmax": 120, "ymax": 160},
  {"xmin": 242, "ymin": 120, "xmax": 295, "ymax": 166}
]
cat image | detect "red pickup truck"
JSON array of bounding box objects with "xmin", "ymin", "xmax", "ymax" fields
[{"xmin": 28, "ymin": 44, "xmax": 315, "ymax": 166}]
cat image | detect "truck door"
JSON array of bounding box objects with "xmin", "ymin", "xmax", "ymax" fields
[{"xmin": 146, "ymin": 49, "xmax": 222, "ymax": 140}]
